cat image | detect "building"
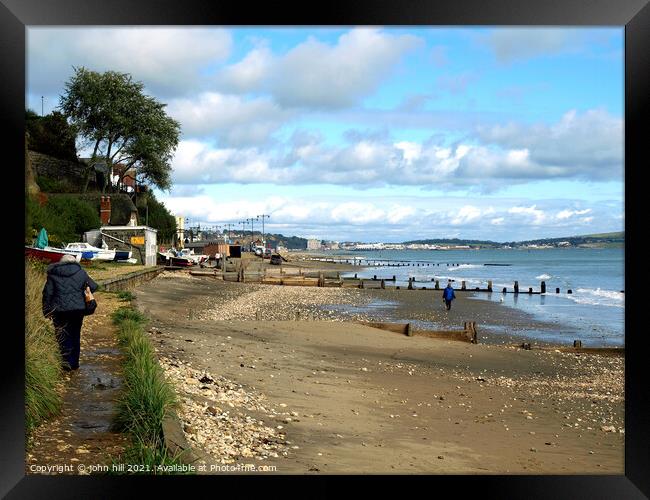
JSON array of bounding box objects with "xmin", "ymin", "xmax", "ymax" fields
[
  {"xmin": 174, "ymin": 216, "xmax": 185, "ymax": 247},
  {"xmin": 184, "ymin": 240, "xmax": 241, "ymax": 258},
  {"xmin": 111, "ymin": 163, "xmax": 137, "ymax": 192},
  {"xmin": 307, "ymin": 239, "xmax": 321, "ymax": 250}
]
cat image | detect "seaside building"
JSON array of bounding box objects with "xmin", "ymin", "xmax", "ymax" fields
[
  {"xmin": 174, "ymin": 215, "xmax": 185, "ymax": 247},
  {"xmin": 307, "ymin": 239, "xmax": 321, "ymax": 250}
]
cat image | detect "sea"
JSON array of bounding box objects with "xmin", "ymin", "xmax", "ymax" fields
[{"xmin": 318, "ymin": 247, "xmax": 624, "ymax": 347}]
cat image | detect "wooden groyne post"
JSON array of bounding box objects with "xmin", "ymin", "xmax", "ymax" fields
[
  {"xmin": 541, "ymin": 281, "xmax": 546, "ymax": 294},
  {"xmin": 514, "ymin": 281, "xmax": 519, "ymax": 294},
  {"xmin": 487, "ymin": 280, "xmax": 493, "ymax": 292}
]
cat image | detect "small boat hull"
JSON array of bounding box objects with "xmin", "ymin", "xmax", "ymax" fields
[
  {"xmin": 25, "ymin": 246, "xmax": 81, "ymax": 263},
  {"xmin": 114, "ymin": 250, "xmax": 133, "ymax": 261}
]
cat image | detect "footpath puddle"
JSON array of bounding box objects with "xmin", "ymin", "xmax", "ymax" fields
[{"xmin": 26, "ymin": 292, "xmax": 129, "ymax": 474}]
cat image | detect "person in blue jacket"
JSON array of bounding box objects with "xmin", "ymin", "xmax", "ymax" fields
[
  {"xmin": 42, "ymin": 254, "xmax": 98, "ymax": 371},
  {"xmin": 442, "ymin": 281, "xmax": 456, "ymax": 311}
]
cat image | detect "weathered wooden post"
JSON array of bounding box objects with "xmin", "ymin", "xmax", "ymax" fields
[
  {"xmin": 408, "ymin": 278, "xmax": 414, "ymax": 290},
  {"xmin": 405, "ymin": 323, "xmax": 412, "ymax": 336},
  {"xmin": 461, "ymin": 281, "xmax": 466, "ymax": 290},
  {"xmin": 556, "ymin": 287, "xmax": 560, "ymax": 294},
  {"xmin": 295, "ymin": 311, "xmax": 300, "ymax": 321},
  {"xmin": 502, "ymin": 287, "xmax": 507, "ymax": 293},
  {"xmin": 487, "ymin": 280, "xmax": 493, "ymax": 292},
  {"xmin": 393, "ymin": 275, "xmax": 396, "ymax": 281},
  {"xmin": 567, "ymin": 289, "xmax": 573, "ymax": 294},
  {"xmin": 514, "ymin": 281, "xmax": 519, "ymax": 294},
  {"xmin": 573, "ymin": 340, "xmax": 582, "ymax": 348},
  {"xmin": 359, "ymin": 280, "xmax": 364, "ymax": 289},
  {"xmin": 318, "ymin": 272, "xmax": 324, "ymax": 287},
  {"xmin": 435, "ymin": 280, "xmax": 440, "ymax": 289},
  {"xmin": 528, "ymin": 287, "xmax": 533, "ymax": 294},
  {"xmin": 380, "ymin": 279, "xmax": 385, "ymax": 289},
  {"xmin": 354, "ymin": 273, "xmax": 358, "ymax": 279},
  {"xmin": 541, "ymin": 281, "xmax": 546, "ymax": 294},
  {"xmin": 374, "ymin": 275, "xmax": 377, "ymax": 280}
]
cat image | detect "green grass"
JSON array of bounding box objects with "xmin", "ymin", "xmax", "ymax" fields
[
  {"xmin": 117, "ymin": 290, "xmax": 135, "ymax": 301},
  {"xmin": 111, "ymin": 305, "xmax": 190, "ymax": 473},
  {"xmin": 25, "ymin": 259, "xmax": 63, "ymax": 435}
]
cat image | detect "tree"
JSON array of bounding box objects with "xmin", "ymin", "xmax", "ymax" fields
[
  {"xmin": 59, "ymin": 67, "xmax": 180, "ymax": 193},
  {"xmin": 25, "ymin": 109, "xmax": 78, "ymax": 161}
]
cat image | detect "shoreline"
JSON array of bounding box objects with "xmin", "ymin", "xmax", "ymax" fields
[{"xmin": 133, "ymin": 272, "xmax": 624, "ymax": 474}]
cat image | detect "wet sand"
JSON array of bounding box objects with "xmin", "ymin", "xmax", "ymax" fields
[{"xmin": 133, "ymin": 273, "xmax": 624, "ymax": 474}]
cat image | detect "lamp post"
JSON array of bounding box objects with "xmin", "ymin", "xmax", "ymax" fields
[
  {"xmin": 239, "ymin": 221, "xmax": 247, "ymax": 248},
  {"xmin": 258, "ymin": 214, "xmax": 270, "ymax": 249}
]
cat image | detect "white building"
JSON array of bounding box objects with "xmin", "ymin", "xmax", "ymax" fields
[{"xmin": 307, "ymin": 239, "xmax": 321, "ymax": 250}]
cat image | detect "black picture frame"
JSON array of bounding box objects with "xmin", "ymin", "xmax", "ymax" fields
[{"xmin": 4, "ymin": 0, "xmax": 648, "ymax": 497}]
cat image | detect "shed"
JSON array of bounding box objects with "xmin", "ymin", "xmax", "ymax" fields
[{"xmin": 98, "ymin": 225, "xmax": 158, "ymax": 266}]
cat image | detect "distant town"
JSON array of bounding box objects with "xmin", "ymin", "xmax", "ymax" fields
[{"xmin": 175, "ymin": 221, "xmax": 624, "ymax": 252}]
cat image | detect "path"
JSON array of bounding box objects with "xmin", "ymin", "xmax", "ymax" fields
[{"xmin": 26, "ymin": 292, "xmax": 129, "ymax": 474}]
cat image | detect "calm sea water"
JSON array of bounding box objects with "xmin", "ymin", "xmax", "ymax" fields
[{"xmin": 319, "ymin": 248, "xmax": 625, "ymax": 347}]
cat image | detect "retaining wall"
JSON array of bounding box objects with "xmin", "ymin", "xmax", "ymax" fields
[{"xmin": 96, "ymin": 266, "xmax": 165, "ymax": 292}]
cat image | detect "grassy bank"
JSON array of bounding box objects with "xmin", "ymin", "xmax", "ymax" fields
[
  {"xmin": 25, "ymin": 259, "xmax": 63, "ymax": 436},
  {"xmin": 110, "ymin": 303, "xmax": 190, "ymax": 473}
]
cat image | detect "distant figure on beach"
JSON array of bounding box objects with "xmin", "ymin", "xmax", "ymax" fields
[
  {"xmin": 442, "ymin": 282, "xmax": 456, "ymax": 311},
  {"xmin": 42, "ymin": 254, "xmax": 98, "ymax": 371}
]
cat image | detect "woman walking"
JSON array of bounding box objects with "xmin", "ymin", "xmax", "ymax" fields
[{"xmin": 42, "ymin": 254, "xmax": 98, "ymax": 371}]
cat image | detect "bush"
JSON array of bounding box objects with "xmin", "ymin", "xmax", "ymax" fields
[
  {"xmin": 25, "ymin": 194, "xmax": 101, "ymax": 245},
  {"xmin": 25, "ymin": 259, "xmax": 63, "ymax": 434}
]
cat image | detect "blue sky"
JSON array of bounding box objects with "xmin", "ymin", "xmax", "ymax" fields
[{"xmin": 27, "ymin": 27, "xmax": 624, "ymax": 242}]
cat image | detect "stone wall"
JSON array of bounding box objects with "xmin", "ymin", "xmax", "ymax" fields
[{"xmin": 28, "ymin": 150, "xmax": 97, "ymax": 191}]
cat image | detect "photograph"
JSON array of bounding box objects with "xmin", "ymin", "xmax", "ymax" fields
[{"xmin": 7, "ymin": 0, "xmax": 646, "ymax": 495}]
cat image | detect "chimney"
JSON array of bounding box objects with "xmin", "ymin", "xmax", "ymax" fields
[{"xmin": 100, "ymin": 196, "xmax": 111, "ymax": 225}]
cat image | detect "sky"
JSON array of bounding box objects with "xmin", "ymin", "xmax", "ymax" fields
[{"xmin": 26, "ymin": 27, "xmax": 624, "ymax": 242}]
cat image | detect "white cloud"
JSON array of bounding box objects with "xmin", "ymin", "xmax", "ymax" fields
[
  {"xmin": 167, "ymin": 92, "xmax": 292, "ymax": 146},
  {"xmin": 508, "ymin": 205, "xmax": 546, "ymax": 225},
  {"xmin": 556, "ymin": 208, "xmax": 592, "ymax": 220},
  {"xmin": 475, "ymin": 109, "xmax": 623, "ymax": 181},
  {"xmin": 451, "ymin": 205, "xmax": 482, "ymax": 225},
  {"xmin": 28, "ymin": 28, "xmax": 232, "ymax": 97},
  {"xmin": 216, "ymin": 28, "xmax": 422, "ymax": 108}
]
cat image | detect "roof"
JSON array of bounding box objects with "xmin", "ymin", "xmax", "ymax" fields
[{"xmin": 101, "ymin": 225, "xmax": 158, "ymax": 232}]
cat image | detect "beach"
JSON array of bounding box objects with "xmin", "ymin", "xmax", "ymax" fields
[{"xmin": 133, "ymin": 268, "xmax": 624, "ymax": 474}]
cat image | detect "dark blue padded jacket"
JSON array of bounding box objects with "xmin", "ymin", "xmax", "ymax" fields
[
  {"xmin": 42, "ymin": 261, "xmax": 98, "ymax": 316},
  {"xmin": 442, "ymin": 286, "xmax": 456, "ymax": 301}
]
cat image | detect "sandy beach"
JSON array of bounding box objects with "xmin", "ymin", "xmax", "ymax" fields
[{"xmin": 133, "ymin": 269, "xmax": 624, "ymax": 474}]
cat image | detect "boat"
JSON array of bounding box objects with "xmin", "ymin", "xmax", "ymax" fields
[
  {"xmin": 25, "ymin": 246, "xmax": 81, "ymax": 263},
  {"xmin": 158, "ymin": 250, "xmax": 194, "ymax": 267},
  {"xmin": 113, "ymin": 249, "xmax": 133, "ymax": 261},
  {"xmin": 178, "ymin": 248, "xmax": 209, "ymax": 264},
  {"xmin": 25, "ymin": 228, "xmax": 81, "ymax": 263},
  {"xmin": 64, "ymin": 242, "xmax": 116, "ymax": 261}
]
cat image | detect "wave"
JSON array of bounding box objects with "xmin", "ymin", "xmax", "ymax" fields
[
  {"xmin": 565, "ymin": 288, "xmax": 625, "ymax": 308},
  {"xmin": 446, "ymin": 264, "xmax": 481, "ymax": 271},
  {"xmin": 535, "ymin": 274, "xmax": 552, "ymax": 280}
]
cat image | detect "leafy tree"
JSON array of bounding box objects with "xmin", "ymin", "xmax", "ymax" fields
[
  {"xmin": 59, "ymin": 67, "xmax": 180, "ymax": 193},
  {"xmin": 25, "ymin": 109, "xmax": 78, "ymax": 161}
]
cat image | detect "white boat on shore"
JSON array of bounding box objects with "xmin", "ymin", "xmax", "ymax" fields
[{"xmin": 64, "ymin": 242, "xmax": 116, "ymax": 261}]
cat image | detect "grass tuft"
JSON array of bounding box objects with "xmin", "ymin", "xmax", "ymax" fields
[
  {"xmin": 117, "ymin": 290, "xmax": 135, "ymax": 301},
  {"xmin": 25, "ymin": 259, "xmax": 63, "ymax": 435},
  {"xmin": 111, "ymin": 305, "xmax": 188, "ymax": 473}
]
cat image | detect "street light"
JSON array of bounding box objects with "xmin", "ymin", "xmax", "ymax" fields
[{"xmin": 258, "ymin": 214, "xmax": 270, "ymax": 249}]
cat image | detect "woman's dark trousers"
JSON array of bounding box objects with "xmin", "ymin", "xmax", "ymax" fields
[{"xmin": 52, "ymin": 311, "xmax": 84, "ymax": 370}]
